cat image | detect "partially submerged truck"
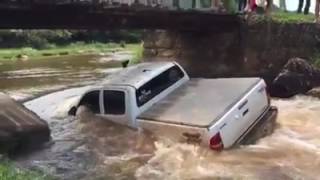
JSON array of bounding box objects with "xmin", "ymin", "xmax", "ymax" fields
[{"xmin": 69, "ymin": 61, "xmax": 277, "ymax": 150}]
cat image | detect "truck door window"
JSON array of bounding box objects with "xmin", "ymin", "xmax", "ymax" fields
[
  {"xmin": 103, "ymin": 90, "xmax": 125, "ymax": 115},
  {"xmin": 136, "ymin": 65, "xmax": 184, "ymax": 107},
  {"xmin": 79, "ymin": 90, "xmax": 100, "ymax": 114}
]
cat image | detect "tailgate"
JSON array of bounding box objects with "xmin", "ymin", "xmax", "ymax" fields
[{"xmin": 207, "ymin": 79, "xmax": 269, "ymax": 148}]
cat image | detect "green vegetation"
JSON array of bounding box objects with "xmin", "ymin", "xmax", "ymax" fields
[
  {"xmin": 222, "ymin": 0, "xmax": 237, "ymax": 13},
  {"xmin": 0, "ymin": 42, "xmax": 142, "ymax": 61},
  {"xmin": 0, "ymin": 161, "xmax": 54, "ymax": 180},
  {"xmin": 248, "ymin": 11, "xmax": 315, "ymax": 25},
  {"xmin": 271, "ymin": 11, "xmax": 314, "ymax": 23},
  {"xmin": 0, "ymin": 30, "xmax": 143, "ymax": 61},
  {"xmin": 0, "ymin": 30, "xmax": 142, "ymax": 49},
  {"xmin": 128, "ymin": 43, "xmax": 143, "ymax": 65}
]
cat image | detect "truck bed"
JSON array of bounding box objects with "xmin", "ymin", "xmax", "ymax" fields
[{"xmin": 138, "ymin": 78, "xmax": 261, "ymax": 128}]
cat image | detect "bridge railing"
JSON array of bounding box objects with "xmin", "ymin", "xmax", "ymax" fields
[{"xmin": 1, "ymin": 0, "xmax": 221, "ymax": 11}]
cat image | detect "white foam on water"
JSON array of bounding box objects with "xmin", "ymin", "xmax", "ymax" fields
[
  {"xmin": 24, "ymin": 86, "xmax": 90, "ymax": 120},
  {"xmin": 135, "ymin": 96, "xmax": 320, "ymax": 180}
]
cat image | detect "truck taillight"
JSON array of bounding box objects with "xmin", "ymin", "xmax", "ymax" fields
[
  {"xmin": 259, "ymin": 85, "xmax": 270, "ymax": 105},
  {"xmin": 210, "ymin": 132, "xmax": 224, "ymax": 151}
]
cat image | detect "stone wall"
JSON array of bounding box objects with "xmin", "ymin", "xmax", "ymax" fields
[{"xmin": 143, "ymin": 20, "xmax": 320, "ymax": 82}]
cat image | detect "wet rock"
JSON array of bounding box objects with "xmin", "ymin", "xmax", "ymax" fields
[
  {"xmin": 0, "ymin": 92, "xmax": 50, "ymax": 153},
  {"xmin": 270, "ymin": 57, "xmax": 320, "ymax": 98},
  {"xmin": 306, "ymin": 87, "xmax": 320, "ymax": 99},
  {"xmin": 0, "ymin": 131, "xmax": 17, "ymax": 153}
]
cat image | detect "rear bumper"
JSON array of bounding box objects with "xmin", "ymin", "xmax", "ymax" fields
[
  {"xmin": 235, "ymin": 106, "xmax": 278, "ymax": 146},
  {"xmin": 259, "ymin": 106, "xmax": 278, "ymax": 125}
]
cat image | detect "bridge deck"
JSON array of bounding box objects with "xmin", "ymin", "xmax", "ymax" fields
[{"xmin": 0, "ymin": 4, "xmax": 242, "ymax": 31}]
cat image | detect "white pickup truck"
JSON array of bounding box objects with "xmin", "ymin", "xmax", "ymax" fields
[{"xmin": 69, "ymin": 61, "xmax": 277, "ymax": 150}]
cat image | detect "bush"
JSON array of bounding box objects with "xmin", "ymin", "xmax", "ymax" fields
[
  {"xmin": 0, "ymin": 30, "xmax": 72, "ymax": 49},
  {"xmin": 0, "ymin": 30, "xmax": 142, "ymax": 49},
  {"xmin": 222, "ymin": 0, "xmax": 237, "ymax": 13}
]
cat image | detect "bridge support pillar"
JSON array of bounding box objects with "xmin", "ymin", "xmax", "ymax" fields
[
  {"xmin": 143, "ymin": 22, "xmax": 320, "ymax": 81},
  {"xmin": 143, "ymin": 29, "xmax": 245, "ymax": 78}
]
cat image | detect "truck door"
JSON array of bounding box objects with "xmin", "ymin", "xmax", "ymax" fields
[
  {"xmin": 78, "ymin": 90, "xmax": 102, "ymax": 114},
  {"xmin": 101, "ymin": 89, "xmax": 130, "ymax": 126}
]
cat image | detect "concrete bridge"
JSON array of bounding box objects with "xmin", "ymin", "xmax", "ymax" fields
[{"xmin": 0, "ymin": 0, "xmax": 241, "ymax": 31}]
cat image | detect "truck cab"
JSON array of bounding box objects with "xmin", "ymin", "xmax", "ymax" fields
[{"xmin": 71, "ymin": 61, "xmax": 189, "ymax": 127}]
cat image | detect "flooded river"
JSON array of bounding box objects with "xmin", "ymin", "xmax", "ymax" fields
[
  {"xmin": 0, "ymin": 53, "xmax": 126, "ymax": 100},
  {"xmin": 1, "ymin": 54, "xmax": 320, "ymax": 180}
]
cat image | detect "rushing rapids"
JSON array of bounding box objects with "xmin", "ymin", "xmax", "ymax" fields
[
  {"xmin": 135, "ymin": 96, "xmax": 320, "ymax": 180},
  {"xmin": 19, "ymin": 92, "xmax": 320, "ymax": 180}
]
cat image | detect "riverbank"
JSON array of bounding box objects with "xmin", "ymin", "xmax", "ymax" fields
[
  {"xmin": 271, "ymin": 12, "xmax": 314, "ymax": 23},
  {"xmin": 0, "ymin": 42, "xmax": 143, "ymax": 64}
]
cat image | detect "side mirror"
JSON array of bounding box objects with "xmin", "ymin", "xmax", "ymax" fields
[{"xmin": 68, "ymin": 106, "xmax": 77, "ymax": 116}]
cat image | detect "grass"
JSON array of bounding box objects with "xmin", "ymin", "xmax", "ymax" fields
[
  {"xmin": 0, "ymin": 161, "xmax": 54, "ymax": 180},
  {"xmin": 271, "ymin": 11, "xmax": 315, "ymax": 23},
  {"xmin": 127, "ymin": 43, "xmax": 143, "ymax": 65},
  {"xmin": 0, "ymin": 42, "xmax": 142, "ymax": 61}
]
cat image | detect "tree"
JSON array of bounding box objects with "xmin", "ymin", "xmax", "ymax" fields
[{"xmin": 279, "ymin": 0, "xmax": 287, "ymax": 11}]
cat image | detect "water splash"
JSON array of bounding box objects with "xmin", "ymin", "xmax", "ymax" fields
[{"xmin": 135, "ymin": 96, "xmax": 320, "ymax": 180}]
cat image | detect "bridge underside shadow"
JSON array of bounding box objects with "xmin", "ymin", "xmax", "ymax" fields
[{"xmin": 0, "ymin": 4, "xmax": 241, "ymax": 31}]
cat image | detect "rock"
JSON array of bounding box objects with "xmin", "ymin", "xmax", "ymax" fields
[
  {"xmin": 120, "ymin": 41, "xmax": 126, "ymax": 48},
  {"xmin": 306, "ymin": 87, "xmax": 320, "ymax": 99},
  {"xmin": 270, "ymin": 57, "xmax": 320, "ymax": 98},
  {"xmin": 157, "ymin": 49, "xmax": 176, "ymax": 57},
  {"xmin": 143, "ymin": 49, "xmax": 157, "ymax": 57},
  {"xmin": 0, "ymin": 92, "xmax": 50, "ymax": 153},
  {"xmin": 16, "ymin": 54, "xmax": 29, "ymax": 61},
  {"xmin": 42, "ymin": 52, "xmax": 55, "ymax": 56},
  {"xmin": 154, "ymin": 30, "xmax": 174, "ymax": 49},
  {"xmin": 59, "ymin": 52, "xmax": 69, "ymax": 56}
]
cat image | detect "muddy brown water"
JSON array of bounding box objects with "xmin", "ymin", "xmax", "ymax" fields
[
  {"xmin": 0, "ymin": 53, "xmax": 126, "ymax": 100},
  {"xmin": 1, "ymin": 54, "xmax": 320, "ymax": 180}
]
